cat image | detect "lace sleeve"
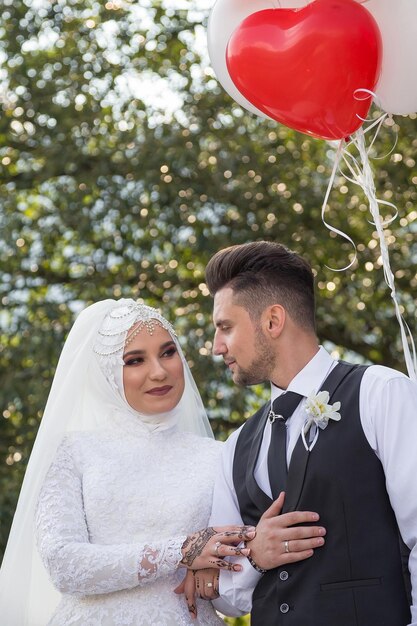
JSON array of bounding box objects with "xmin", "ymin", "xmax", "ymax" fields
[{"xmin": 35, "ymin": 437, "xmax": 186, "ymax": 596}]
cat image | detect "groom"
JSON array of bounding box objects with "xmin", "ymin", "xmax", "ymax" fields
[{"xmin": 206, "ymin": 241, "xmax": 417, "ymax": 625}]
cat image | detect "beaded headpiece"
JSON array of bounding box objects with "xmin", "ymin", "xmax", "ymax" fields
[{"xmin": 93, "ymin": 300, "xmax": 177, "ymax": 358}]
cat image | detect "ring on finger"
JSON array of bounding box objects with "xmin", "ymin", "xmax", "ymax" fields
[
  {"xmin": 284, "ymin": 540, "xmax": 290, "ymax": 554},
  {"xmin": 206, "ymin": 582, "xmax": 213, "ymax": 588},
  {"xmin": 214, "ymin": 541, "xmax": 222, "ymax": 557}
]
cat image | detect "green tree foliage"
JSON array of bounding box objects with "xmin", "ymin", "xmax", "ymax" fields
[{"xmin": 1, "ymin": 0, "xmax": 416, "ymax": 598}]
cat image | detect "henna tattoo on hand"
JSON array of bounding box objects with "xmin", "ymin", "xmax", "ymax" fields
[
  {"xmin": 222, "ymin": 526, "xmax": 254, "ymax": 540},
  {"xmin": 181, "ymin": 527, "xmax": 217, "ymax": 567},
  {"xmin": 209, "ymin": 558, "xmax": 230, "ymax": 569},
  {"xmin": 187, "ymin": 603, "xmax": 197, "ymax": 616}
]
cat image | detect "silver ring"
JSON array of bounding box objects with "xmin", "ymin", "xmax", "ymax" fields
[
  {"xmin": 214, "ymin": 541, "xmax": 222, "ymax": 557},
  {"xmin": 206, "ymin": 582, "xmax": 213, "ymax": 588},
  {"xmin": 284, "ymin": 540, "xmax": 290, "ymax": 554}
]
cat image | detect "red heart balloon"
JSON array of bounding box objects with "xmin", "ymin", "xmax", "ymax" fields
[{"xmin": 226, "ymin": 0, "xmax": 382, "ymax": 140}]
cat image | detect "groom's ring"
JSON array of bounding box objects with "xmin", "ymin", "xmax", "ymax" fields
[
  {"xmin": 206, "ymin": 582, "xmax": 213, "ymax": 588},
  {"xmin": 214, "ymin": 541, "xmax": 222, "ymax": 557},
  {"xmin": 284, "ymin": 540, "xmax": 290, "ymax": 554}
]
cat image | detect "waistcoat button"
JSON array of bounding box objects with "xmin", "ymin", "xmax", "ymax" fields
[
  {"xmin": 279, "ymin": 570, "xmax": 289, "ymax": 581},
  {"xmin": 280, "ymin": 603, "xmax": 290, "ymax": 614}
]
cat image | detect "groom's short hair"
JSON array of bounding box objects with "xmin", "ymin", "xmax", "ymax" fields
[{"xmin": 205, "ymin": 241, "xmax": 315, "ymax": 331}]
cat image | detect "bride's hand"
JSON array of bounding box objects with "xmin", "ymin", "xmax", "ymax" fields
[
  {"xmin": 180, "ymin": 525, "xmax": 255, "ymax": 571},
  {"xmin": 174, "ymin": 571, "xmax": 198, "ymax": 620},
  {"xmin": 174, "ymin": 568, "xmax": 219, "ymax": 620},
  {"xmin": 193, "ymin": 568, "xmax": 220, "ymax": 600}
]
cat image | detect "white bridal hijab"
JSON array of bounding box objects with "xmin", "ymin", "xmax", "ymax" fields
[{"xmin": 0, "ymin": 298, "xmax": 213, "ymax": 626}]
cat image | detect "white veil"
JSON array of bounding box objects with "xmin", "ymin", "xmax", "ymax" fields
[{"xmin": 0, "ymin": 298, "xmax": 213, "ymax": 626}]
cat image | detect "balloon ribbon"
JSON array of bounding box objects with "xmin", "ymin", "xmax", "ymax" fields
[{"xmin": 321, "ymin": 122, "xmax": 417, "ymax": 380}]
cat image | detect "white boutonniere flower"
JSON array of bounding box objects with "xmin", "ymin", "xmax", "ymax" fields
[{"xmin": 302, "ymin": 391, "xmax": 341, "ymax": 451}]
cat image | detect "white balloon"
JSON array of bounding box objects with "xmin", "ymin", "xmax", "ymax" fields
[
  {"xmin": 363, "ymin": 0, "xmax": 417, "ymax": 115},
  {"xmin": 207, "ymin": 0, "xmax": 309, "ymax": 118}
]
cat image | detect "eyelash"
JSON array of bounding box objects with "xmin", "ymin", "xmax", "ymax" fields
[
  {"xmin": 163, "ymin": 347, "xmax": 177, "ymax": 358},
  {"xmin": 123, "ymin": 347, "xmax": 178, "ymax": 367},
  {"xmin": 124, "ymin": 357, "xmax": 144, "ymax": 366}
]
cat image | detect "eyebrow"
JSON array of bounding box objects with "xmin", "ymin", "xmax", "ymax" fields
[
  {"xmin": 214, "ymin": 318, "xmax": 233, "ymax": 328},
  {"xmin": 123, "ymin": 340, "xmax": 176, "ymax": 358}
]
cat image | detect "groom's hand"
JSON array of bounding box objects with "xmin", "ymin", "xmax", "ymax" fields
[{"xmin": 247, "ymin": 492, "xmax": 326, "ymax": 571}]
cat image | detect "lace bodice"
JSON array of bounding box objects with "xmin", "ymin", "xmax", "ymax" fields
[{"xmin": 35, "ymin": 421, "xmax": 224, "ymax": 626}]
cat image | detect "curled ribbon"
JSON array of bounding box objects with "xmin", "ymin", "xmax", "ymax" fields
[{"xmin": 322, "ymin": 118, "xmax": 417, "ymax": 380}]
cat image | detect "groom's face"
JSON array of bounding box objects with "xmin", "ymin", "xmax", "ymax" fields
[{"xmin": 212, "ymin": 287, "xmax": 276, "ymax": 386}]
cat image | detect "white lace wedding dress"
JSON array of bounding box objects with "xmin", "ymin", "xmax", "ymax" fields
[{"xmin": 35, "ymin": 417, "xmax": 225, "ymax": 626}]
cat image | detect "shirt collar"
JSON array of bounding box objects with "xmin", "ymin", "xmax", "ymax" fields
[{"xmin": 271, "ymin": 346, "xmax": 337, "ymax": 402}]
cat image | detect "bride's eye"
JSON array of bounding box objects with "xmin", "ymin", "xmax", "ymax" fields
[
  {"xmin": 123, "ymin": 356, "xmax": 144, "ymax": 366},
  {"xmin": 161, "ymin": 346, "xmax": 177, "ymax": 358}
]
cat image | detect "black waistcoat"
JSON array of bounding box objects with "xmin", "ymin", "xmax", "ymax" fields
[{"xmin": 233, "ymin": 362, "xmax": 411, "ymax": 626}]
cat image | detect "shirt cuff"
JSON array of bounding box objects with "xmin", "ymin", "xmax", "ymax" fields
[{"xmin": 216, "ymin": 556, "xmax": 262, "ymax": 615}]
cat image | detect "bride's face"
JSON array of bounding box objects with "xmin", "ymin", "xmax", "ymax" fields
[{"xmin": 122, "ymin": 323, "xmax": 185, "ymax": 415}]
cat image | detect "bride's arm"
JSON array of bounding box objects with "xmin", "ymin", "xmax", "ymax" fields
[
  {"xmin": 36, "ymin": 436, "xmax": 254, "ymax": 596},
  {"xmin": 35, "ymin": 436, "xmax": 189, "ymax": 596}
]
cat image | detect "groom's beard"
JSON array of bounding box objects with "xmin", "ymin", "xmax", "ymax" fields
[{"xmin": 233, "ymin": 329, "xmax": 276, "ymax": 387}]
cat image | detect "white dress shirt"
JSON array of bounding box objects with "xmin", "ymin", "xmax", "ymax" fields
[{"xmin": 210, "ymin": 347, "xmax": 417, "ymax": 625}]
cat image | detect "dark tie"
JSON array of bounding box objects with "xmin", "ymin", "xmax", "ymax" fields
[{"xmin": 267, "ymin": 391, "xmax": 304, "ymax": 500}]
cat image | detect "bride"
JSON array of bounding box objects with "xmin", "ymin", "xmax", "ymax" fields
[{"xmin": 0, "ymin": 299, "xmax": 254, "ymax": 625}]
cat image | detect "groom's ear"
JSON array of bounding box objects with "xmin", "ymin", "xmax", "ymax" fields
[{"xmin": 263, "ymin": 304, "xmax": 286, "ymax": 339}]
